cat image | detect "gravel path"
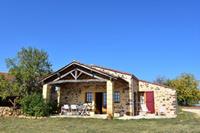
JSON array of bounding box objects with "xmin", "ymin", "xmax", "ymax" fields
[{"xmin": 182, "ymin": 108, "xmax": 200, "ymax": 117}]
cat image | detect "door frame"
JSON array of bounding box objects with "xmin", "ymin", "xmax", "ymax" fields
[
  {"xmin": 145, "ymin": 91, "xmax": 155, "ymax": 113},
  {"xmin": 95, "ymin": 92, "xmax": 103, "ymax": 114}
]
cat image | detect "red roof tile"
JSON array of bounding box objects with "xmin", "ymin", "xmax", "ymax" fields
[{"xmin": 0, "ymin": 72, "xmax": 15, "ymax": 81}]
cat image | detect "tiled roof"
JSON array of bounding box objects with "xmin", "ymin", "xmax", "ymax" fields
[
  {"xmin": 0, "ymin": 72, "xmax": 15, "ymax": 81},
  {"xmin": 91, "ymin": 64, "xmax": 139, "ymax": 80},
  {"xmin": 139, "ymin": 79, "xmax": 170, "ymax": 88}
]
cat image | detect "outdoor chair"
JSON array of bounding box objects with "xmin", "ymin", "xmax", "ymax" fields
[
  {"xmin": 61, "ymin": 104, "xmax": 70, "ymax": 115},
  {"xmin": 140, "ymin": 103, "xmax": 149, "ymax": 116},
  {"xmin": 71, "ymin": 104, "xmax": 78, "ymax": 115},
  {"xmin": 80, "ymin": 104, "xmax": 90, "ymax": 116},
  {"xmin": 86, "ymin": 103, "xmax": 93, "ymax": 111},
  {"xmin": 159, "ymin": 106, "xmax": 166, "ymax": 116},
  {"xmin": 77, "ymin": 104, "xmax": 84, "ymax": 115},
  {"xmin": 119, "ymin": 105, "xmax": 125, "ymax": 117}
]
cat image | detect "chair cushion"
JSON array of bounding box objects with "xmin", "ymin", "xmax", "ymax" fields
[
  {"xmin": 63, "ymin": 105, "xmax": 69, "ymax": 109},
  {"xmin": 71, "ymin": 105, "xmax": 77, "ymax": 109}
]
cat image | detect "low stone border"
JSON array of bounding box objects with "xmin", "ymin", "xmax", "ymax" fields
[
  {"xmin": 0, "ymin": 107, "xmax": 46, "ymax": 119},
  {"xmin": 0, "ymin": 107, "xmax": 21, "ymax": 117},
  {"xmin": 17, "ymin": 115, "xmax": 46, "ymax": 120}
]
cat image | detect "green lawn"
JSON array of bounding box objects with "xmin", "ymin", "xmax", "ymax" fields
[{"xmin": 0, "ymin": 110, "xmax": 200, "ymax": 133}]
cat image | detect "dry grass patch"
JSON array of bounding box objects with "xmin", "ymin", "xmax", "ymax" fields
[{"xmin": 0, "ymin": 110, "xmax": 200, "ymax": 133}]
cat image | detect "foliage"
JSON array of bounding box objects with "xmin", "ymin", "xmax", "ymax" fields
[
  {"xmin": 20, "ymin": 93, "xmax": 52, "ymax": 116},
  {"xmin": 48, "ymin": 100, "xmax": 58, "ymax": 114},
  {"xmin": 168, "ymin": 73, "xmax": 200, "ymax": 105},
  {"xmin": 6, "ymin": 47, "xmax": 52, "ymax": 95},
  {"xmin": 0, "ymin": 75, "xmax": 19, "ymax": 99},
  {"xmin": 154, "ymin": 76, "xmax": 170, "ymax": 86}
]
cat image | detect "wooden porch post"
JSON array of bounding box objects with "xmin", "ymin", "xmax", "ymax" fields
[
  {"xmin": 129, "ymin": 83, "xmax": 134, "ymax": 116},
  {"xmin": 43, "ymin": 84, "xmax": 51, "ymax": 102},
  {"xmin": 56, "ymin": 86, "xmax": 61, "ymax": 107},
  {"xmin": 106, "ymin": 80, "xmax": 114, "ymax": 118}
]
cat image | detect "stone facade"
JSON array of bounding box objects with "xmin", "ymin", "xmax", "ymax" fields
[{"xmin": 139, "ymin": 81, "xmax": 177, "ymax": 116}]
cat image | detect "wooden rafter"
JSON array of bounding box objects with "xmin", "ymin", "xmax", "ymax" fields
[
  {"xmin": 53, "ymin": 68, "xmax": 104, "ymax": 81},
  {"xmin": 77, "ymin": 71, "xmax": 82, "ymax": 79},
  {"xmin": 54, "ymin": 69, "xmax": 75, "ymax": 81},
  {"xmin": 49, "ymin": 79, "xmax": 107, "ymax": 85},
  {"xmin": 41, "ymin": 62, "xmax": 117, "ymax": 84},
  {"xmin": 76, "ymin": 68, "xmax": 104, "ymax": 80}
]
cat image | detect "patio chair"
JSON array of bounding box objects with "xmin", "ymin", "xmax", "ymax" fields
[
  {"xmin": 159, "ymin": 106, "xmax": 166, "ymax": 116},
  {"xmin": 77, "ymin": 104, "xmax": 84, "ymax": 115},
  {"xmin": 80, "ymin": 104, "xmax": 90, "ymax": 116},
  {"xmin": 119, "ymin": 105, "xmax": 125, "ymax": 117},
  {"xmin": 140, "ymin": 103, "xmax": 149, "ymax": 116},
  {"xmin": 71, "ymin": 104, "xmax": 78, "ymax": 115},
  {"xmin": 61, "ymin": 104, "xmax": 70, "ymax": 115}
]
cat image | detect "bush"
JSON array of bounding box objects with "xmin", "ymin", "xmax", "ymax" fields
[
  {"xmin": 48, "ymin": 100, "xmax": 58, "ymax": 114},
  {"xmin": 20, "ymin": 93, "xmax": 52, "ymax": 117}
]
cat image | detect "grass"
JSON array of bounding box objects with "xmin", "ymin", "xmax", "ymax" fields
[{"xmin": 0, "ymin": 110, "xmax": 200, "ymax": 133}]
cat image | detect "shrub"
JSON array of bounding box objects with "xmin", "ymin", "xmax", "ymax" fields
[
  {"xmin": 48, "ymin": 100, "xmax": 58, "ymax": 114},
  {"xmin": 20, "ymin": 93, "xmax": 52, "ymax": 117}
]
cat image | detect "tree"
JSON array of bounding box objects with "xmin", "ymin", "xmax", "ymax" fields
[
  {"xmin": 0, "ymin": 75, "xmax": 20, "ymax": 108},
  {"xmin": 154, "ymin": 76, "xmax": 170, "ymax": 86},
  {"xmin": 6, "ymin": 47, "xmax": 52, "ymax": 95},
  {"xmin": 0, "ymin": 75, "xmax": 15, "ymax": 99},
  {"xmin": 168, "ymin": 73, "xmax": 200, "ymax": 106}
]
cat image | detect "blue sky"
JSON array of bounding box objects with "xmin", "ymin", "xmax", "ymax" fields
[{"xmin": 0, "ymin": 0, "xmax": 200, "ymax": 81}]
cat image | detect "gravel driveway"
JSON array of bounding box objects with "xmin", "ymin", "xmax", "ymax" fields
[{"xmin": 182, "ymin": 107, "xmax": 200, "ymax": 117}]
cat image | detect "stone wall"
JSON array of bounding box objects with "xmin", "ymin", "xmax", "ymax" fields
[
  {"xmin": 139, "ymin": 81, "xmax": 177, "ymax": 116},
  {"xmin": 0, "ymin": 107, "xmax": 21, "ymax": 117},
  {"xmin": 114, "ymin": 81, "xmax": 130, "ymax": 114}
]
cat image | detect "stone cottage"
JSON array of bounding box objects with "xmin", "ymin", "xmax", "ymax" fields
[{"xmin": 41, "ymin": 61, "xmax": 177, "ymax": 117}]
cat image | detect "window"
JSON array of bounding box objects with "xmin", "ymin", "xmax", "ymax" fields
[
  {"xmin": 103, "ymin": 92, "xmax": 107, "ymax": 107},
  {"xmin": 114, "ymin": 91, "xmax": 120, "ymax": 103},
  {"xmin": 86, "ymin": 92, "xmax": 92, "ymax": 103},
  {"xmin": 51, "ymin": 86, "xmax": 56, "ymax": 93}
]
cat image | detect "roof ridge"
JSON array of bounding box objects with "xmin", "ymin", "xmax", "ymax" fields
[
  {"xmin": 91, "ymin": 65, "xmax": 131, "ymax": 75},
  {"xmin": 91, "ymin": 64, "xmax": 139, "ymax": 80},
  {"xmin": 139, "ymin": 79, "xmax": 170, "ymax": 88}
]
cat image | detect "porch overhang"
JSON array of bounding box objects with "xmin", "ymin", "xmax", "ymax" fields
[
  {"xmin": 41, "ymin": 61, "xmax": 118, "ymax": 84},
  {"xmin": 48, "ymin": 79, "xmax": 107, "ymax": 85}
]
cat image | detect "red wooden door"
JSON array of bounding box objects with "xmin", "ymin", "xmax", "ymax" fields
[{"xmin": 145, "ymin": 91, "xmax": 155, "ymax": 113}]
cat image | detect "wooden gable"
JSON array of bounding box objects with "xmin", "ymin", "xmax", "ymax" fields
[{"xmin": 42, "ymin": 61, "xmax": 117, "ymax": 85}]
